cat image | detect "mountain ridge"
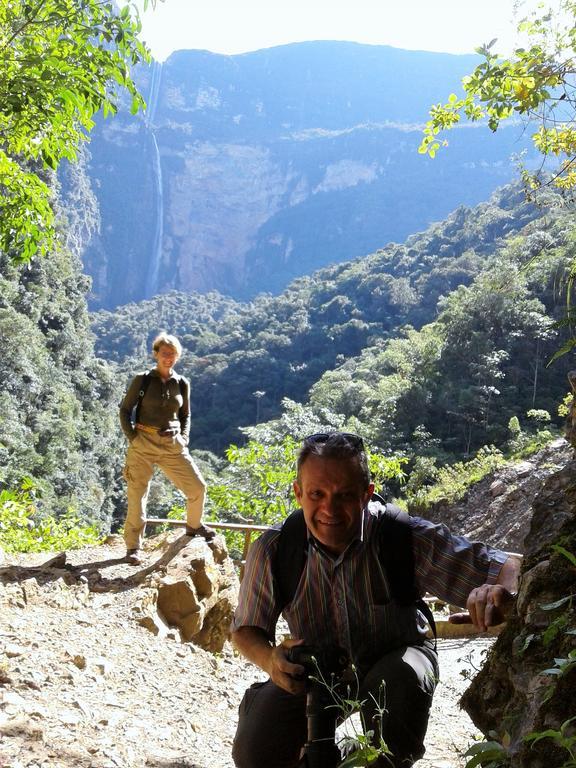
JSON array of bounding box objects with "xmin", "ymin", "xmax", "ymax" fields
[
  {"xmin": 79, "ymin": 40, "xmax": 535, "ymax": 309},
  {"xmin": 91, "ymin": 181, "xmax": 573, "ymax": 454}
]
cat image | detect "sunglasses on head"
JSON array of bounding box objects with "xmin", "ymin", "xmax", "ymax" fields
[{"xmin": 304, "ymin": 432, "xmax": 365, "ymax": 450}]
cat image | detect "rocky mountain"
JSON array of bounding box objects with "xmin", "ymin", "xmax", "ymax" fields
[{"xmin": 81, "ymin": 41, "xmax": 536, "ymax": 310}]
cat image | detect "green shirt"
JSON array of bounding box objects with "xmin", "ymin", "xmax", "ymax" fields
[{"xmin": 119, "ymin": 369, "xmax": 191, "ymax": 443}]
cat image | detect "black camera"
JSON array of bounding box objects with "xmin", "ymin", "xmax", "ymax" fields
[
  {"xmin": 287, "ymin": 645, "xmax": 350, "ymax": 768},
  {"xmin": 287, "ymin": 644, "xmax": 349, "ymax": 681}
]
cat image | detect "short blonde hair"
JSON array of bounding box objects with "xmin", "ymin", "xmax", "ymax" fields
[{"xmin": 152, "ymin": 332, "xmax": 182, "ymax": 357}]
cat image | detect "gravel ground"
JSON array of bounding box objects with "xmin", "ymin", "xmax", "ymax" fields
[{"xmin": 0, "ymin": 540, "xmax": 493, "ymax": 768}]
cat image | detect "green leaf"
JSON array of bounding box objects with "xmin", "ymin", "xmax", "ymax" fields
[
  {"xmin": 519, "ymin": 633, "xmax": 536, "ymax": 653},
  {"xmin": 551, "ymin": 545, "xmax": 576, "ymax": 567},
  {"xmin": 540, "ymin": 595, "xmax": 574, "ymax": 611},
  {"xmin": 421, "ymin": 0, "xmax": 576, "ymax": 193},
  {"xmin": 464, "ymin": 740, "xmax": 508, "ymax": 768},
  {"xmin": 0, "ymin": 0, "xmax": 150, "ymax": 264}
]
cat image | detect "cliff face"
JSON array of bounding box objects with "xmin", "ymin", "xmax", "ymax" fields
[
  {"xmin": 414, "ymin": 440, "xmax": 574, "ymax": 555},
  {"xmin": 82, "ymin": 42, "xmax": 535, "ymax": 310},
  {"xmin": 408, "ymin": 439, "xmax": 576, "ymax": 766},
  {"xmin": 460, "ymin": 449, "xmax": 576, "ymax": 767}
]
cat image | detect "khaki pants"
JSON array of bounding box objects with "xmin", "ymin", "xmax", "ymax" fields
[{"xmin": 122, "ymin": 430, "xmax": 206, "ymax": 550}]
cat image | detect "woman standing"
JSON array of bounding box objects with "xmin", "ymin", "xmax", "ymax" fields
[{"xmin": 119, "ymin": 332, "xmax": 215, "ymax": 565}]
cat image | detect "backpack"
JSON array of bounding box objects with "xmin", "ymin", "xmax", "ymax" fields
[
  {"xmin": 133, "ymin": 370, "xmax": 186, "ymax": 424},
  {"xmin": 273, "ymin": 493, "xmax": 437, "ymax": 641}
]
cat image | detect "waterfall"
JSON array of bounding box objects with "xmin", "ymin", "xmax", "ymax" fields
[
  {"xmin": 147, "ymin": 59, "xmax": 162, "ymax": 125},
  {"xmin": 145, "ymin": 132, "xmax": 164, "ymax": 299},
  {"xmin": 144, "ymin": 61, "xmax": 163, "ymax": 299}
]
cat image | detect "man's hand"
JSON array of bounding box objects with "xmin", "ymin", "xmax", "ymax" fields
[
  {"xmin": 267, "ymin": 638, "xmax": 307, "ymax": 695},
  {"xmin": 231, "ymin": 628, "xmax": 308, "ymax": 695},
  {"xmin": 450, "ymin": 584, "xmax": 516, "ymax": 631}
]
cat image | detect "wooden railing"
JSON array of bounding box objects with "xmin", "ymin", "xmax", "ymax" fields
[{"xmin": 145, "ymin": 518, "xmax": 268, "ymax": 578}]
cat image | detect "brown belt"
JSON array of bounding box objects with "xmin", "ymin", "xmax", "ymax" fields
[
  {"xmin": 136, "ymin": 423, "xmax": 179, "ymax": 437},
  {"xmin": 136, "ymin": 423, "xmax": 159, "ymax": 435}
]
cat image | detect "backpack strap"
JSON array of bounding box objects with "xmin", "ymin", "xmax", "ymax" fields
[
  {"xmin": 375, "ymin": 503, "xmax": 437, "ymax": 645},
  {"xmin": 133, "ymin": 371, "xmax": 152, "ymax": 425},
  {"xmin": 375, "ymin": 503, "xmax": 418, "ymax": 605},
  {"xmin": 273, "ymin": 509, "xmax": 308, "ymax": 609},
  {"xmin": 274, "ymin": 495, "xmax": 437, "ymax": 644}
]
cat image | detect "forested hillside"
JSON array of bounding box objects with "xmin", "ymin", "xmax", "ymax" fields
[
  {"xmin": 2, "ymin": 0, "xmax": 574, "ymax": 534},
  {"xmin": 4, "ymin": 168, "xmax": 571, "ymax": 539},
  {"xmin": 0, "ymin": 159, "xmax": 123, "ymax": 526},
  {"xmin": 0, "ymin": 0, "xmax": 151, "ymax": 537},
  {"xmin": 92, "ymin": 182, "xmax": 574, "ymax": 456}
]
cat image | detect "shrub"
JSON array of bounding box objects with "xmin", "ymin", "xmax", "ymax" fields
[
  {"xmin": 406, "ymin": 446, "xmax": 506, "ymax": 513},
  {"xmin": 0, "ymin": 481, "xmax": 102, "ymax": 553}
]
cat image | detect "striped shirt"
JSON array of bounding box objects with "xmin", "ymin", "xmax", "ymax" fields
[{"xmin": 232, "ymin": 504, "xmax": 507, "ymax": 674}]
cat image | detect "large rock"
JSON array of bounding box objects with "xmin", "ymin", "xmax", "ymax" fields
[
  {"xmin": 461, "ymin": 456, "xmax": 576, "ymax": 767},
  {"xmin": 154, "ymin": 537, "xmax": 240, "ymax": 652}
]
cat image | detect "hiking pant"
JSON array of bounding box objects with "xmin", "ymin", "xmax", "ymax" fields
[
  {"xmin": 122, "ymin": 430, "xmax": 206, "ymax": 550},
  {"xmin": 232, "ymin": 642, "xmax": 438, "ymax": 768}
]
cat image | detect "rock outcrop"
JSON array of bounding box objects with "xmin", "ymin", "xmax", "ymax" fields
[
  {"xmin": 152, "ymin": 536, "xmax": 238, "ymax": 651},
  {"xmin": 412, "ymin": 439, "xmax": 573, "ymax": 554},
  {"xmin": 461, "ymin": 454, "xmax": 576, "ymax": 767}
]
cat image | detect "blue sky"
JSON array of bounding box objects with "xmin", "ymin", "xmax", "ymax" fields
[{"xmin": 128, "ymin": 0, "xmax": 529, "ymax": 62}]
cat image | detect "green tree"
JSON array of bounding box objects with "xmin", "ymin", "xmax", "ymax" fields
[
  {"xmin": 91, "ymin": 183, "xmax": 571, "ymax": 454},
  {"xmin": 0, "ymin": 230, "xmax": 125, "ymax": 526},
  {"xmin": 419, "ymin": 0, "xmax": 576, "ymax": 192},
  {"xmin": 0, "ymin": 0, "xmax": 152, "ymax": 262},
  {"xmin": 430, "ymin": 261, "xmax": 560, "ymax": 454}
]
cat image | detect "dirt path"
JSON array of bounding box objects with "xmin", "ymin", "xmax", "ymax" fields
[{"xmin": 0, "ymin": 539, "xmax": 492, "ymax": 768}]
